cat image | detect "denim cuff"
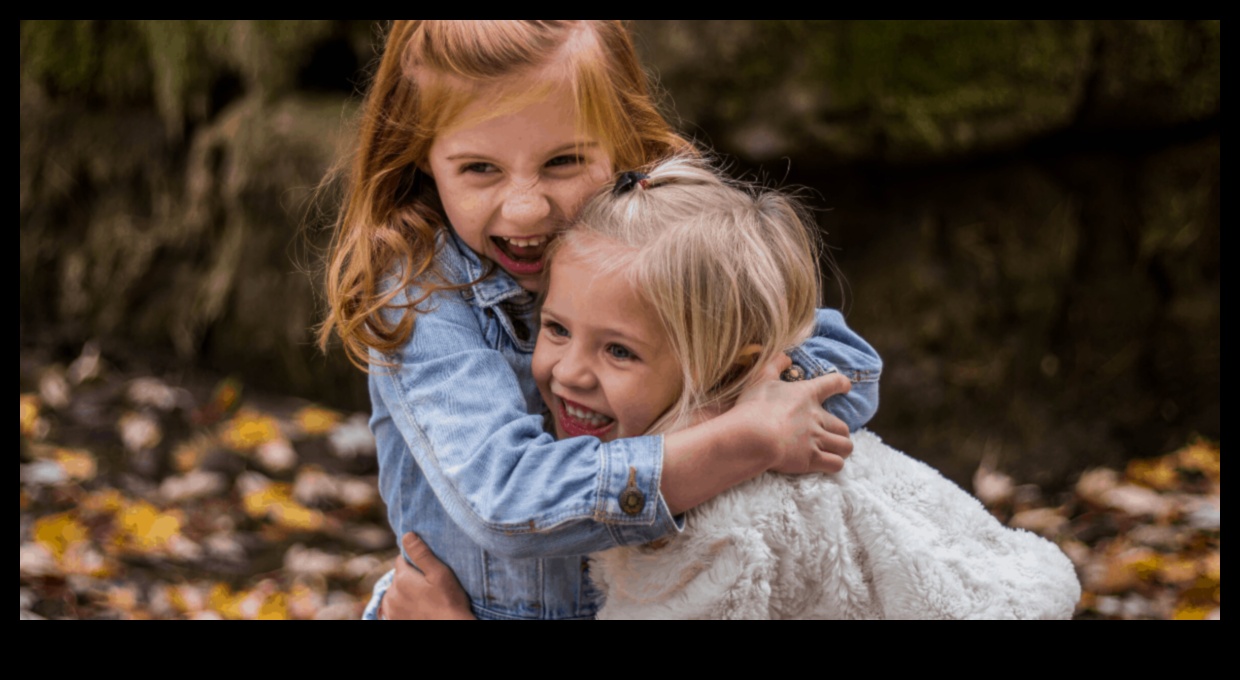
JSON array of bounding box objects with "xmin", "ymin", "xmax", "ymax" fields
[
  {"xmin": 786, "ymin": 345, "xmax": 841, "ymax": 380},
  {"xmin": 596, "ymin": 435, "xmax": 683, "ymax": 544}
]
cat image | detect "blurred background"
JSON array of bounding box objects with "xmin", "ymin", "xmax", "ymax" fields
[{"xmin": 20, "ymin": 21, "xmax": 1219, "ymax": 619}]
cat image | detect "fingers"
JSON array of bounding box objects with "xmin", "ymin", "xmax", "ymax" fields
[
  {"xmin": 402, "ymin": 532, "xmax": 446, "ymax": 581},
  {"xmin": 816, "ymin": 429, "xmax": 854, "ymax": 459},
  {"xmin": 813, "ymin": 452, "xmax": 846, "ymax": 474},
  {"xmin": 807, "ymin": 372, "xmax": 851, "ymax": 401}
]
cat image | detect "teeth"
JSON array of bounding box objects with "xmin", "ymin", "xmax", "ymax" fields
[
  {"xmin": 501, "ymin": 236, "xmax": 548, "ymax": 248},
  {"xmin": 565, "ymin": 403, "xmax": 612, "ymax": 425}
]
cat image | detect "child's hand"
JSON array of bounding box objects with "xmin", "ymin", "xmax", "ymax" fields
[
  {"xmin": 734, "ymin": 360, "xmax": 853, "ymax": 475},
  {"xmin": 379, "ymin": 533, "xmax": 475, "ymax": 620}
]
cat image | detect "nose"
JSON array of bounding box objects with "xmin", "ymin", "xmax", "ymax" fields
[
  {"xmin": 501, "ymin": 183, "xmax": 552, "ymax": 228},
  {"xmin": 552, "ymin": 342, "xmax": 597, "ymax": 392}
]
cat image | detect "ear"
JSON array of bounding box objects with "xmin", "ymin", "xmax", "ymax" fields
[
  {"xmin": 710, "ymin": 343, "xmax": 764, "ymax": 395},
  {"xmin": 733, "ymin": 344, "xmax": 763, "ymax": 370}
]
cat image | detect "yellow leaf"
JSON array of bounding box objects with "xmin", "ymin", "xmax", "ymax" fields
[
  {"xmin": 20, "ymin": 394, "xmax": 40, "ymax": 436},
  {"xmin": 242, "ymin": 482, "xmax": 324, "ymax": 531},
  {"xmin": 117, "ymin": 500, "xmax": 182, "ymax": 551},
  {"xmin": 242, "ymin": 480, "xmax": 287, "ymax": 517},
  {"xmin": 295, "ymin": 405, "xmax": 342, "ymax": 436},
  {"xmin": 1125, "ymin": 457, "xmax": 1179, "ymax": 491},
  {"xmin": 209, "ymin": 583, "xmax": 244, "ymax": 620},
  {"xmin": 1172, "ymin": 603, "xmax": 1214, "ymax": 620},
  {"xmin": 1157, "ymin": 556, "xmax": 1198, "ymax": 585},
  {"xmin": 54, "ymin": 448, "xmax": 97, "ymax": 481},
  {"xmin": 257, "ymin": 592, "xmax": 289, "ymax": 621},
  {"xmin": 219, "ymin": 410, "xmax": 281, "ymax": 451},
  {"xmin": 1175, "ymin": 441, "xmax": 1220, "ymax": 482},
  {"xmin": 33, "ymin": 512, "xmax": 88, "ymax": 560},
  {"xmin": 270, "ymin": 501, "xmax": 324, "ymax": 531}
]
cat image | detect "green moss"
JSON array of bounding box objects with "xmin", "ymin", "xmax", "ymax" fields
[{"xmin": 21, "ymin": 21, "xmax": 153, "ymax": 103}]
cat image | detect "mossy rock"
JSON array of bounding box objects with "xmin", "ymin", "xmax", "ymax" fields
[{"xmin": 633, "ymin": 20, "xmax": 1218, "ymax": 165}]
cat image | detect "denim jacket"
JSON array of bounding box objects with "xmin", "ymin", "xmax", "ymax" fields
[{"xmin": 366, "ymin": 229, "xmax": 882, "ymax": 620}]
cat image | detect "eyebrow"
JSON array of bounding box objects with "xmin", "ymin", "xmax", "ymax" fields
[{"xmin": 445, "ymin": 141, "xmax": 599, "ymax": 162}]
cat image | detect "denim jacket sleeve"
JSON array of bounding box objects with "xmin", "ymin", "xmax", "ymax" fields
[
  {"xmin": 786, "ymin": 308, "xmax": 882, "ymax": 432},
  {"xmin": 371, "ymin": 281, "xmax": 682, "ymax": 559}
]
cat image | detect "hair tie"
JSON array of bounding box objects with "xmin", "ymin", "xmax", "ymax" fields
[{"xmin": 613, "ymin": 171, "xmax": 650, "ymax": 196}]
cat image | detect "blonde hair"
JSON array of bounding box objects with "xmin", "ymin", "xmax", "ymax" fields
[
  {"xmin": 319, "ymin": 21, "xmax": 692, "ymax": 370},
  {"xmin": 553, "ymin": 156, "xmax": 822, "ymax": 434}
]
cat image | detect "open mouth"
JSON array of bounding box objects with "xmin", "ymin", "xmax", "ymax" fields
[
  {"xmin": 555, "ymin": 396, "xmax": 616, "ymax": 438},
  {"xmin": 490, "ymin": 234, "xmax": 555, "ymax": 276}
]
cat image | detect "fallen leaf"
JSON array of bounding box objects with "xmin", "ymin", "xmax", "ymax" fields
[
  {"xmin": 118, "ymin": 411, "xmax": 162, "ymax": 453},
  {"xmin": 287, "ymin": 582, "xmax": 324, "ymax": 620},
  {"xmin": 242, "ymin": 478, "xmax": 324, "ymax": 531},
  {"xmin": 20, "ymin": 393, "xmax": 46, "ymax": 439},
  {"xmin": 115, "ymin": 500, "xmax": 183, "ymax": 552},
  {"xmin": 219, "ymin": 410, "xmax": 281, "ymax": 451},
  {"xmin": 295, "ymin": 405, "xmax": 342, "ymax": 436},
  {"xmin": 66, "ymin": 341, "xmax": 103, "ymax": 385},
  {"xmin": 38, "ymin": 368, "xmax": 71, "ymax": 410},
  {"xmin": 172, "ymin": 434, "xmax": 212, "ymax": 472},
  {"xmin": 255, "ymin": 438, "xmax": 298, "ymax": 473},
  {"xmin": 127, "ymin": 377, "xmax": 180, "ymax": 411},
  {"xmin": 1175, "ymin": 440, "xmax": 1220, "ymax": 482},
  {"xmin": 160, "ymin": 470, "xmax": 228, "ymax": 503},
  {"xmin": 1101, "ymin": 484, "xmax": 1175, "ymax": 520},
  {"xmin": 284, "ymin": 544, "xmax": 346, "ymax": 578},
  {"xmin": 1076, "ymin": 468, "xmax": 1120, "ymax": 507},
  {"xmin": 33, "ymin": 512, "xmax": 89, "ymax": 560},
  {"xmin": 1126, "ymin": 456, "xmax": 1179, "ymax": 491},
  {"xmin": 54, "ymin": 448, "xmax": 97, "ymax": 481},
  {"xmin": 19, "ymin": 542, "xmax": 61, "ymax": 577},
  {"xmin": 327, "ymin": 413, "xmax": 376, "ymax": 459},
  {"xmin": 1009, "ymin": 507, "xmax": 1068, "ymax": 536}
]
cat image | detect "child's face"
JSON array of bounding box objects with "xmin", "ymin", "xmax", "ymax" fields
[
  {"xmin": 426, "ymin": 86, "xmax": 613, "ymax": 293},
  {"xmin": 532, "ymin": 238, "xmax": 683, "ymax": 442}
]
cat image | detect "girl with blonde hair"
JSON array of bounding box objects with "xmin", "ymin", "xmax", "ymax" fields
[
  {"xmin": 385, "ymin": 156, "xmax": 1080, "ymax": 619},
  {"xmin": 318, "ymin": 21, "xmax": 882, "ymax": 620}
]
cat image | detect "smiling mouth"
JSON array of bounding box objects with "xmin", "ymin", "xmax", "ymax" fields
[
  {"xmin": 555, "ymin": 396, "xmax": 616, "ymax": 438},
  {"xmin": 491, "ymin": 234, "xmax": 555, "ymax": 276}
]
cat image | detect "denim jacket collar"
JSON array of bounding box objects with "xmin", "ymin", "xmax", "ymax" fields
[
  {"xmin": 444, "ymin": 228, "xmax": 533, "ymax": 309},
  {"xmin": 443, "ymin": 227, "xmax": 539, "ymax": 353}
]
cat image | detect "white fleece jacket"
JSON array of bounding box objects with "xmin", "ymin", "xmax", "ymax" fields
[{"xmin": 590, "ymin": 429, "xmax": 1080, "ymax": 619}]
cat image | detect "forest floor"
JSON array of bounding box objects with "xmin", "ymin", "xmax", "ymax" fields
[{"xmin": 19, "ymin": 343, "xmax": 1220, "ymax": 620}]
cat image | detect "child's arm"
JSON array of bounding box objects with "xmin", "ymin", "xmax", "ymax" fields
[{"xmin": 787, "ymin": 308, "xmax": 882, "ymax": 431}]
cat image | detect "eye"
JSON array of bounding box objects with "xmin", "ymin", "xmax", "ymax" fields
[
  {"xmin": 546, "ymin": 154, "xmax": 585, "ymax": 168},
  {"xmin": 607, "ymin": 343, "xmax": 637, "ymax": 361},
  {"xmin": 461, "ymin": 162, "xmax": 497, "ymax": 174},
  {"xmin": 543, "ymin": 321, "xmax": 570, "ymax": 338}
]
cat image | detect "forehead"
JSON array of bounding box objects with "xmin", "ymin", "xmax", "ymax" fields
[
  {"xmin": 546, "ymin": 241, "xmax": 666, "ymax": 346},
  {"xmin": 435, "ymin": 86, "xmax": 588, "ymax": 150}
]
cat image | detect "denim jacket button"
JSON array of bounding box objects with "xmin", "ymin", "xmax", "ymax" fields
[
  {"xmin": 620, "ymin": 488, "xmax": 645, "ymax": 516},
  {"xmin": 780, "ymin": 364, "xmax": 805, "ymax": 382}
]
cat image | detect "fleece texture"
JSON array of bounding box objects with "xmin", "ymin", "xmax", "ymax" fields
[{"xmin": 590, "ymin": 429, "xmax": 1080, "ymax": 619}]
